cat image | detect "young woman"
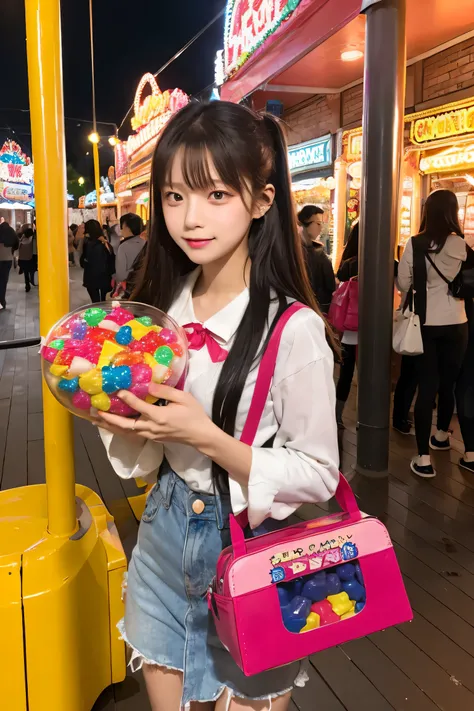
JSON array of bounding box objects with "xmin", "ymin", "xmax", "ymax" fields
[
  {"xmin": 97, "ymin": 101, "xmax": 339, "ymax": 711},
  {"xmin": 0, "ymin": 222, "xmax": 18, "ymax": 309},
  {"xmin": 298, "ymin": 205, "xmax": 335, "ymax": 314},
  {"xmin": 80, "ymin": 219, "xmax": 115, "ymax": 303},
  {"xmin": 334, "ymin": 222, "xmax": 359, "ymax": 427},
  {"xmin": 18, "ymin": 227, "xmax": 36, "ymax": 291},
  {"xmin": 398, "ymin": 189, "xmax": 469, "ymax": 478}
]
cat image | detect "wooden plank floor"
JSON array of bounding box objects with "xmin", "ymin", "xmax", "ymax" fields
[{"xmin": 1, "ymin": 267, "xmax": 474, "ymax": 710}]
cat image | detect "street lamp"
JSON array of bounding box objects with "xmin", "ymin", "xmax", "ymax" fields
[
  {"xmin": 108, "ymin": 135, "xmax": 119, "ymax": 147},
  {"xmin": 78, "ymin": 176, "xmax": 85, "ymax": 186},
  {"xmin": 88, "ymin": 132, "xmax": 102, "ymax": 223}
]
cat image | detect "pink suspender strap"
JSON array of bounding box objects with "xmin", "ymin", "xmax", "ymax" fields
[
  {"xmin": 239, "ymin": 302, "xmax": 306, "ymax": 447},
  {"xmin": 230, "ymin": 302, "xmax": 305, "ymax": 541},
  {"xmin": 229, "ymin": 301, "xmax": 361, "ymax": 558}
]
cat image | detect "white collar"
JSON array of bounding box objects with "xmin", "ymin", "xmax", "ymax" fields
[{"xmin": 170, "ymin": 269, "xmax": 249, "ymax": 345}]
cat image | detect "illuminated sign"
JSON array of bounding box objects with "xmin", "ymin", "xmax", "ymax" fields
[
  {"xmin": 0, "ymin": 140, "xmax": 34, "ymax": 184},
  {"xmin": 1, "ymin": 183, "xmax": 33, "ymax": 203},
  {"xmin": 224, "ymin": 0, "xmax": 303, "ymax": 78},
  {"xmin": 342, "ymin": 128, "xmax": 363, "ymax": 162},
  {"xmin": 419, "ymin": 144, "xmax": 474, "ymax": 174},
  {"xmin": 288, "ymin": 136, "xmax": 332, "ymax": 174},
  {"xmin": 127, "ymin": 73, "xmax": 188, "ymax": 158},
  {"xmin": 411, "ymin": 103, "xmax": 474, "ymax": 145}
]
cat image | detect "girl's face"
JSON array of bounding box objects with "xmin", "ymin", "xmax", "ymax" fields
[{"xmin": 162, "ymin": 151, "xmax": 273, "ymax": 266}]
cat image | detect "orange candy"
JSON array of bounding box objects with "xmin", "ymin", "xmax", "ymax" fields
[
  {"xmin": 88, "ymin": 327, "xmax": 114, "ymax": 344},
  {"xmin": 171, "ymin": 343, "xmax": 184, "ymax": 357},
  {"xmin": 112, "ymin": 350, "xmax": 145, "ymax": 366},
  {"xmin": 51, "ymin": 325, "xmax": 70, "ymax": 339}
]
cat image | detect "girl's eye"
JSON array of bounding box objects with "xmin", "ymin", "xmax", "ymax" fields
[
  {"xmin": 210, "ymin": 191, "xmax": 228, "ymax": 201},
  {"xmin": 165, "ymin": 192, "xmax": 183, "ymax": 202}
]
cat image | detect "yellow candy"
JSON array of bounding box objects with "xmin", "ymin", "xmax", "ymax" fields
[
  {"xmin": 79, "ymin": 368, "xmax": 103, "ymax": 395},
  {"xmin": 146, "ymin": 395, "xmax": 158, "ymax": 405},
  {"xmin": 144, "ymin": 352, "xmax": 157, "ymax": 368},
  {"xmin": 300, "ymin": 612, "xmax": 320, "ymax": 633},
  {"xmin": 341, "ymin": 610, "xmax": 356, "ymax": 620},
  {"xmin": 50, "ymin": 364, "xmax": 69, "ymax": 377},
  {"xmin": 91, "ymin": 392, "xmax": 111, "ymax": 411},
  {"xmin": 98, "ymin": 340, "xmax": 125, "ymax": 369},
  {"xmin": 150, "ymin": 325, "xmax": 162, "ymax": 333},
  {"xmin": 126, "ymin": 319, "xmax": 151, "ymax": 341},
  {"xmin": 152, "ymin": 364, "xmax": 171, "ymax": 384},
  {"xmin": 327, "ymin": 592, "xmax": 353, "ymax": 617}
]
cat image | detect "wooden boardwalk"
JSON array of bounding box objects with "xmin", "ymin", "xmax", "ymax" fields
[{"xmin": 1, "ymin": 267, "xmax": 474, "ymax": 711}]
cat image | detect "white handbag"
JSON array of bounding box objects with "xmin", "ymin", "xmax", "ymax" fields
[{"xmin": 393, "ymin": 306, "xmax": 423, "ymax": 356}]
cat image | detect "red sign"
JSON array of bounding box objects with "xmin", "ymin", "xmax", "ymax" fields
[{"xmin": 224, "ymin": 0, "xmax": 303, "ymax": 77}]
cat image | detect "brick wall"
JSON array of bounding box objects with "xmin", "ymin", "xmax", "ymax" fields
[
  {"xmin": 341, "ymin": 85, "xmax": 363, "ymax": 127},
  {"xmin": 284, "ymin": 95, "xmax": 339, "ymax": 145},
  {"xmin": 423, "ymin": 36, "xmax": 474, "ymax": 101}
]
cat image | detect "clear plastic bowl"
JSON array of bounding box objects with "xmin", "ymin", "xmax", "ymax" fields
[{"xmin": 41, "ymin": 301, "xmax": 188, "ymax": 422}]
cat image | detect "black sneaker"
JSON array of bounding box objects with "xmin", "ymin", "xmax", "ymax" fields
[
  {"xmin": 393, "ymin": 420, "xmax": 415, "ymax": 435},
  {"xmin": 459, "ymin": 458, "xmax": 474, "ymax": 473},
  {"xmin": 429, "ymin": 434, "xmax": 451, "ymax": 451},
  {"xmin": 410, "ymin": 457, "xmax": 436, "ymax": 478}
]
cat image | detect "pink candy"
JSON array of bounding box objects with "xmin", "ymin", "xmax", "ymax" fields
[
  {"xmin": 159, "ymin": 328, "xmax": 178, "ymax": 345},
  {"xmin": 108, "ymin": 306, "xmax": 135, "ymax": 326},
  {"xmin": 72, "ymin": 390, "xmax": 91, "ymax": 411},
  {"xmin": 131, "ymin": 364, "xmax": 152, "ymax": 385},
  {"xmin": 109, "ymin": 396, "xmax": 137, "ymax": 416},
  {"xmin": 42, "ymin": 346, "xmax": 58, "ymax": 363},
  {"xmin": 129, "ymin": 383, "xmax": 149, "ymax": 400}
]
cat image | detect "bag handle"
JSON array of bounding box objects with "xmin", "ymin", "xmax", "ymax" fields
[
  {"xmin": 229, "ymin": 301, "xmax": 362, "ymax": 559},
  {"xmin": 425, "ymin": 252, "xmax": 452, "ymax": 287}
]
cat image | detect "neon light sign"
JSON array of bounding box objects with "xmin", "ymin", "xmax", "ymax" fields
[
  {"xmin": 224, "ymin": 0, "xmax": 303, "ymax": 78},
  {"xmin": 127, "ymin": 73, "xmax": 188, "ymax": 158},
  {"xmin": 0, "ymin": 140, "xmax": 34, "ymax": 184},
  {"xmin": 288, "ymin": 135, "xmax": 332, "ymax": 174},
  {"xmin": 411, "ymin": 103, "xmax": 474, "ymax": 145},
  {"xmin": 419, "ymin": 144, "xmax": 474, "ymax": 174}
]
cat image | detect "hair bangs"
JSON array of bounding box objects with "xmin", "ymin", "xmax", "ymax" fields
[{"xmin": 157, "ymin": 121, "xmax": 251, "ymax": 198}]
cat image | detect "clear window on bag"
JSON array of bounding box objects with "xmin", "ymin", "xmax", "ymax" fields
[{"xmin": 276, "ymin": 561, "xmax": 366, "ymax": 633}]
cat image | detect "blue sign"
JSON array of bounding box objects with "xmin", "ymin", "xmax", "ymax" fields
[{"xmin": 288, "ymin": 135, "xmax": 332, "ymax": 174}]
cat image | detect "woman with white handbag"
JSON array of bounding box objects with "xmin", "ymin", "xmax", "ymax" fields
[{"xmin": 398, "ymin": 190, "xmax": 469, "ymax": 478}]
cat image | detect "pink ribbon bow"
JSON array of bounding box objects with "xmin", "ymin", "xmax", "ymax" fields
[{"xmin": 183, "ymin": 323, "xmax": 228, "ymax": 363}]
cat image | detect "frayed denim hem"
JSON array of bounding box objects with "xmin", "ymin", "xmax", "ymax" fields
[
  {"xmin": 117, "ymin": 618, "xmax": 308, "ymax": 707},
  {"xmin": 117, "ymin": 618, "xmax": 184, "ymax": 674}
]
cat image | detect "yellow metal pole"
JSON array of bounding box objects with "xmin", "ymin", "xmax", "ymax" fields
[
  {"xmin": 93, "ymin": 141, "xmax": 102, "ymax": 224},
  {"xmin": 25, "ymin": 0, "xmax": 77, "ymax": 537}
]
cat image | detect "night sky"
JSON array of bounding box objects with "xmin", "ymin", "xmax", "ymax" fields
[{"xmin": 1, "ymin": 0, "xmax": 225, "ymax": 179}]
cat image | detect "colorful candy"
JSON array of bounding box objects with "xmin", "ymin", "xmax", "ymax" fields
[
  {"xmin": 42, "ymin": 302, "xmax": 187, "ymax": 421},
  {"xmin": 278, "ymin": 562, "xmax": 366, "ymax": 634}
]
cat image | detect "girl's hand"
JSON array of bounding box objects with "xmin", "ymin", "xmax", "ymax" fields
[{"xmin": 96, "ymin": 384, "xmax": 217, "ymax": 451}]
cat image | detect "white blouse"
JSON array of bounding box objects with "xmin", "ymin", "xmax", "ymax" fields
[{"xmin": 100, "ymin": 269, "xmax": 340, "ymax": 528}]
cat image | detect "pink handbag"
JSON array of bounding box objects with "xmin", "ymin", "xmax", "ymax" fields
[
  {"xmin": 208, "ymin": 303, "xmax": 412, "ymax": 676},
  {"xmin": 328, "ymin": 281, "xmax": 350, "ymax": 331},
  {"xmin": 343, "ymin": 278, "xmax": 359, "ymax": 331}
]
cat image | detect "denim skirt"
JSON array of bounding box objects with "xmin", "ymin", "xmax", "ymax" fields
[{"xmin": 121, "ymin": 462, "xmax": 305, "ymax": 707}]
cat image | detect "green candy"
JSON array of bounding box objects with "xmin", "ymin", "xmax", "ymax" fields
[
  {"xmin": 136, "ymin": 316, "xmax": 153, "ymax": 327},
  {"xmin": 154, "ymin": 346, "xmax": 174, "ymax": 367},
  {"xmin": 48, "ymin": 339, "xmax": 65, "ymax": 350},
  {"xmin": 84, "ymin": 307, "xmax": 107, "ymax": 327}
]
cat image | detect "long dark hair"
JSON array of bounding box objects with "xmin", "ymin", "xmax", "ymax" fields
[
  {"xmin": 417, "ymin": 189, "xmax": 463, "ymax": 253},
  {"xmin": 133, "ymin": 100, "xmax": 337, "ymax": 488},
  {"xmin": 84, "ymin": 219, "xmax": 104, "ymax": 241},
  {"xmin": 339, "ymin": 221, "xmax": 359, "ymax": 267}
]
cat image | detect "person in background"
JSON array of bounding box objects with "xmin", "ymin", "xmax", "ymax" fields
[
  {"xmin": 108, "ymin": 219, "xmax": 121, "ymax": 254},
  {"xmin": 18, "ymin": 227, "xmax": 36, "ymax": 292},
  {"xmin": 456, "ymin": 296, "xmax": 474, "ymax": 473},
  {"xmin": 335, "ymin": 222, "xmax": 359, "ymax": 428},
  {"xmin": 398, "ymin": 189, "xmax": 469, "ymax": 478},
  {"xmin": 115, "ymin": 213, "xmax": 145, "ymax": 284},
  {"xmin": 0, "ymin": 222, "xmax": 19, "ymax": 309},
  {"xmin": 68, "ymin": 226, "xmax": 76, "ymax": 266},
  {"xmin": 298, "ymin": 205, "xmax": 335, "ymax": 314},
  {"xmin": 80, "ymin": 219, "xmax": 115, "ymax": 303}
]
